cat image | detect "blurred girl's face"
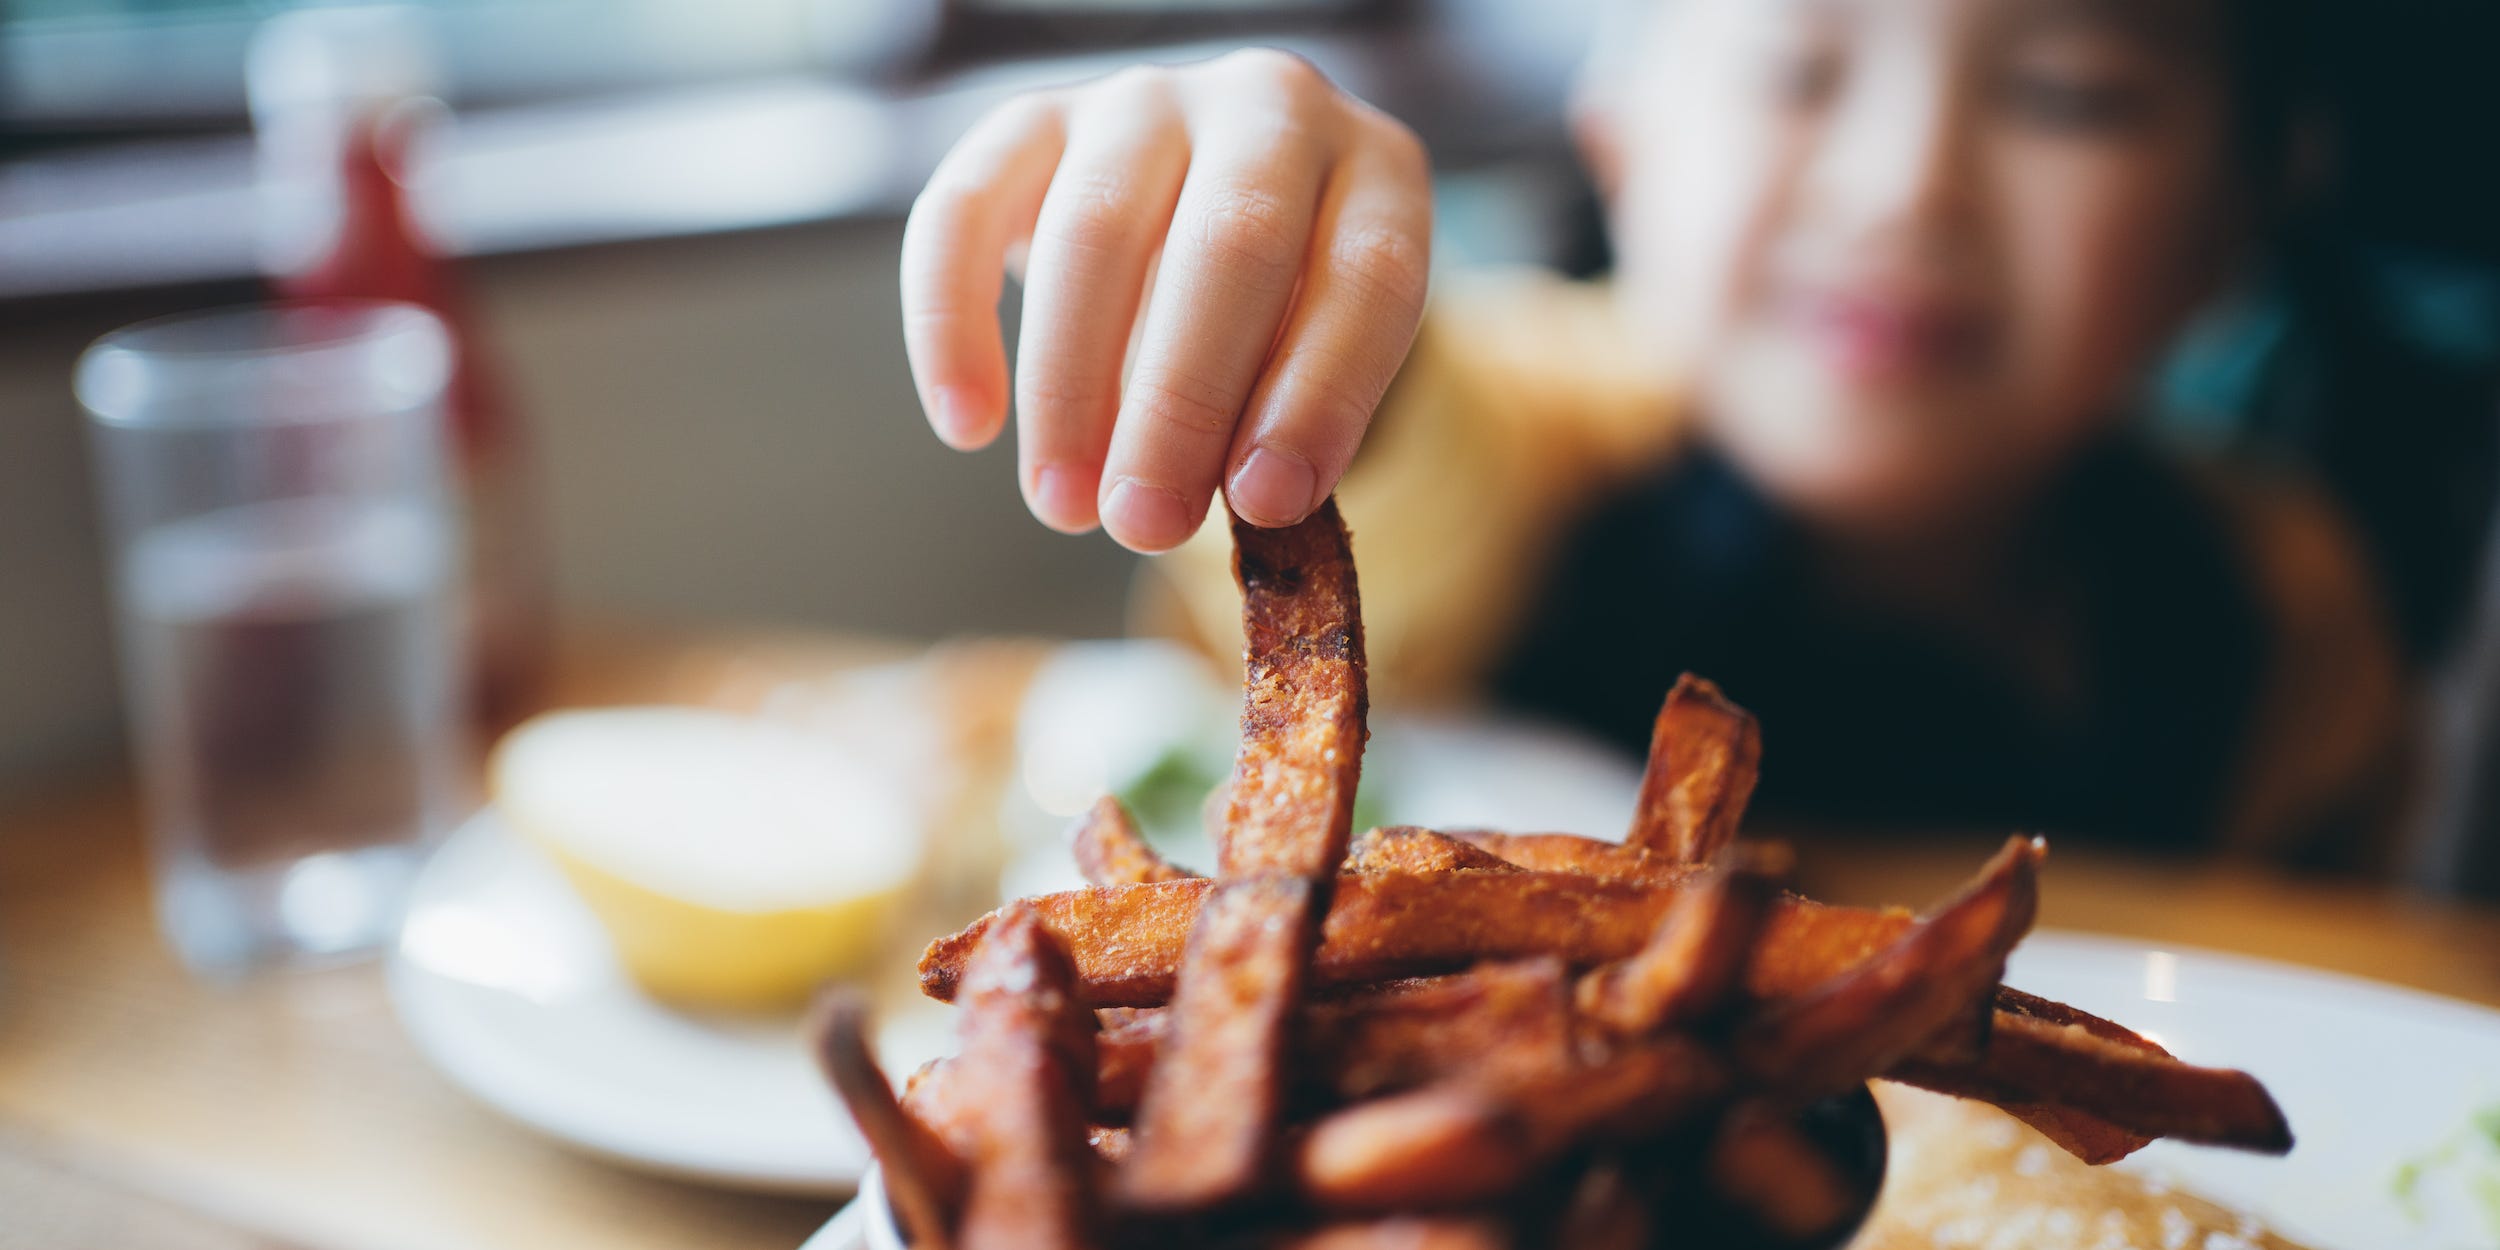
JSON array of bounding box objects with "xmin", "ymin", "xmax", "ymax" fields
[{"xmin": 1601, "ymin": 0, "xmax": 2243, "ymax": 535}]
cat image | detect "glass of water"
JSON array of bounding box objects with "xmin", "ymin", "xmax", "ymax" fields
[{"xmin": 77, "ymin": 301, "xmax": 464, "ymax": 975}]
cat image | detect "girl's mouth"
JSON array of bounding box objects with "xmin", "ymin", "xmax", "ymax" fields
[{"xmin": 1795, "ymin": 290, "xmax": 1995, "ymax": 386}]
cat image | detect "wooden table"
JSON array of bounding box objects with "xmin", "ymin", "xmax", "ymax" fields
[{"xmin": 5, "ymin": 632, "xmax": 2499, "ymax": 1250}]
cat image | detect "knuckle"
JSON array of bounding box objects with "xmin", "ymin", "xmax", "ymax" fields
[
  {"xmin": 1125, "ymin": 367, "xmax": 1242, "ymax": 439},
  {"xmin": 1018, "ymin": 367, "xmax": 1111, "ymax": 427},
  {"xmin": 1286, "ymin": 370, "xmax": 1381, "ymax": 447},
  {"xmin": 1081, "ymin": 64, "xmax": 1172, "ymax": 116},
  {"xmin": 899, "ymin": 199, "xmax": 978, "ymax": 286},
  {"xmin": 1191, "ymin": 186, "xmax": 1303, "ymax": 289},
  {"xmin": 900, "ymin": 304, "xmax": 963, "ymax": 334},
  {"xmin": 1098, "ymin": 62, "xmax": 1165, "ymax": 91},
  {"xmin": 1369, "ymin": 117, "xmax": 1431, "ymax": 181},
  {"xmin": 982, "ymin": 91, "xmax": 1060, "ymax": 141},
  {"xmin": 1036, "ymin": 174, "xmax": 1139, "ymax": 259},
  {"xmin": 1223, "ymin": 47, "xmax": 1324, "ymax": 94},
  {"xmin": 1331, "ymin": 223, "xmax": 1430, "ymax": 308},
  {"xmin": 906, "ymin": 178, "xmax": 977, "ymax": 230}
]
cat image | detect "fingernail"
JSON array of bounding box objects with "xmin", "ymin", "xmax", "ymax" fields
[
  {"xmin": 1228, "ymin": 447, "xmax": 1318, "ymax": 526},
  {"xmin": 928, "ymin": 386, "xmax": 985, "ymax": 448},
  {"xmin": 1030, "ymin": 463, "xmax": 1098, "ymax": 533},
  {"xmin": 1102, "ymin": 477, "xmax": 1193, "ymax": 552}
]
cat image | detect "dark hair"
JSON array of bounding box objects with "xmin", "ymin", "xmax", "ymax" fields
[
  {"xmin": 2222, "ymin": 0, "xmax": 2322, "ymax": 196},
  {"xmin": 2212, "ymin": 0, "xmax": 2500, "ymax": 666}
]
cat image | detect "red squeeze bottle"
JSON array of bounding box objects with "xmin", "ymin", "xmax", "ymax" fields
[{"xmin": 271, "ymin": 104, "xmax": 550, "ymax": 730}]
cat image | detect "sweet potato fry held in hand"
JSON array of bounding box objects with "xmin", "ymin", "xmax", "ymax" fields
[
  {"xmin": 1124, "ymin": 504, "xmax": 1368, "ymax": 1213},
  {"xmin": 1215, "ymin": 501, "xmax": 1368, "ymax": 881},
  {"xmin": 827, "ymin": 497, "xmax": 2290, "ymax": 1248}
]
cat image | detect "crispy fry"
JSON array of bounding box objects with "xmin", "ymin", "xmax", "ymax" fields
[
  {"xmin": 1123, "ymin": 506, "xmax": 1369, "ymax": 1211},
  {"xmin": 1550, "ymin": 1164, "xmax": 1651, "ymax": 1250},
  {"xmin": 1092, "ymin": 1010, "xmax": 1167, "ymax": 1121},
  {"xmin": 1890, "ymin": 986, "xmax": 2166, "ymax": 1161},
  {"xmin": 921, "ymin": 873, "xmax": 1914, "ymax": 1009},
  {"xmin": 1893, "ymin": 1005, "xmax": 2292, "ymax": 1156},
  {"xmin": 1070, "ymin": 795, "xmax": 1191, "ymax": 886},
  {"xmin": 1218, "ymin": 500, "xmax": 1368, "ymax": 879},
  {"xmin": 1995, "ymin": 1103, "xmax": 2154, "ymax": 1166},
  {"xmin": 1344, "ymin": 826, "xmax": 1525, "ymax": 875},
  {"xmin": 949, "ymin": 903, "xmax": 1103, "ymax": 1250},
  {"xmin": 808, "ymin": 990, "xmax": 962, "ymax": 1250},
  {"xmin": 1088, "ymin": 1125, "xmax": 1132, "ymax": 1164},
  {"xmin": 923, "ymin": 880, "xmax": 1213, "ymax": 1007},
  {"xmin": 1090, "ymin": 960, "xmax": 1577, "ymax": 1116},
  {"xmin": 1996, "ymin": 984, "xmax": 2169, "ymax": 1043},
  {"xmin": 1310, "ymin": 958, "xmax": 1575, "ymax": 1100},
  {"xmin": 1526, "ymin": 1034, "xmax": 1734, "ymax": 1143},
  {"xmin": 1121, "ymin": 876, "xmax": 1324, "ymax": 1210},
  {"xmin": 900, "ymin": 1057, "xmax": 980, "ymax": 1162},
  {"xmin": 1578, "ymin": 851, "xmax": 1785, "ymax": 1034},
  {"xmin": 1293, "ymin": 1037, "xmax": 1729, "ymax": 1211},
  {"xmin": 1892, "ymin": 1073, "xmax": 2153, "ymax": 1165},
  {"xmin": 1295, "ymin": 1085, "xmax": 1529, "ymax": 1211},
  {"xmin": 1707, "ymin": 1105, "xmax": 1867, "ymax": 1244},
  {"xmin": 1445, "ymin": 830, "xmax": 1700, "ymax": 886},
  {"xmin": 1737, "ymin": 837, "xmax": 2042, "ymax": 1098},
  {"xmin": 1625, "ymin": 674, "xmax": 1763, "ymax": 862}
]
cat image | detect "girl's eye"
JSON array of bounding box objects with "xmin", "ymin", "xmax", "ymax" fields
[{"xmin": 2000, "ymin": 72, "xmax": 2152, "ymax": 133}]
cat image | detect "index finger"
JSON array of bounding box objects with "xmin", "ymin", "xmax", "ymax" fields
[{"xmin": 900, "ymin": 98, "xmax": 1067, "ymax": 450}]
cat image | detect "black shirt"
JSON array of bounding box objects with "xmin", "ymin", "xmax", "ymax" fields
[{"xmin": 1492, "ymin": 439, "xmax": 2269, "ymax": 848}]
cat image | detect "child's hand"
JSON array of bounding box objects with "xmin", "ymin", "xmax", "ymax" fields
[{"xmin": 901, "ymin": 50, "xmax": 1433, "ymax": 552}]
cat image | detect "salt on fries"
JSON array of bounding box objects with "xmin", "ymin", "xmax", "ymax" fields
[{"xmin": 818, "ymin": 501, "xmax": 2291, "ymax": 1248}]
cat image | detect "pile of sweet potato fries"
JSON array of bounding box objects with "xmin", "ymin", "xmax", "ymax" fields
[{"xmin": 813, "ymin": 501, "xmax": 2291, "ymax": 1250}]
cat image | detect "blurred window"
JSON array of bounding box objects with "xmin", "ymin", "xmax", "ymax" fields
[
  {"xmin": 2, "ymin": 0, "xmax": 933, "ymax": 134},
  {"xmin": 1, "ymin": 0, "xmax": 1387, "ymax": 138}
]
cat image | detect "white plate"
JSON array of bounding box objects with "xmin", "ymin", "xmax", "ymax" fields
[
  {"xmin": 805, "ymin": 933, "xmax": 2500, "ymax": 1249},
  {"xmin": 388, "ymin": 715, "xmax": 1647, "ymax": 1196},
  {"xmin": 387, "ymin": 810, "xmax": 923, "ymax": 1195},
  {"xmin": 2002, "ymin": 933, "xmax": 2500, "ymax": 1250}
]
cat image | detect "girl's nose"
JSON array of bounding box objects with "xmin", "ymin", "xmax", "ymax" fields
[{"xmin": 1813, "ymin": 58, "xmax": 1980, "ymax": 253}]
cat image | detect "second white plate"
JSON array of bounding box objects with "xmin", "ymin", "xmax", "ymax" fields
[{"xmin": 388, "ymin": 810, "xmax": 956, "ymax": 1195}]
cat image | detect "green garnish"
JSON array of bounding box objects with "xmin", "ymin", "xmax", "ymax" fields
[
  {"xmin": 2472, "ymin": 1170, "xmax": 2500, "ymax": 1233},
  {"xmin": 1120, "ymin": 744, "xmax": 1226, "ymax": 836},
  {"xmin": 2393, "ymin": 1158, "xmax": 2423, "ymax": 1203},
  {"xmin": 1348, "ymin": 776, "xmax": 1388, "ymax": 842},
  {"xmin": 2392, "ymin": 1101, "xmax": 2500, "ymax": 1240},
  {"xmin": 2474, "ymin": 1103, "xmax": 2500, "ymax": 1150}
]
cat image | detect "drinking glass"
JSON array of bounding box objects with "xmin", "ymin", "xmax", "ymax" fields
[{"xmin": 76, "ymin": 301, "xmax": 464, "ymax": 974}]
